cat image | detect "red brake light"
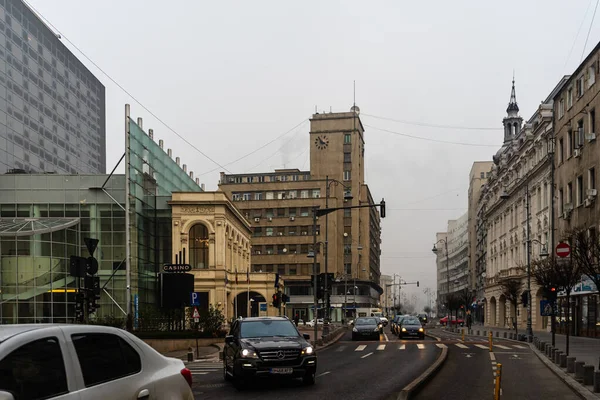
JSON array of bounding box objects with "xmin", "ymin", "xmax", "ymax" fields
[{"xmin": 181, "ymin": 368, "xmax": 192, "ymax": 388}]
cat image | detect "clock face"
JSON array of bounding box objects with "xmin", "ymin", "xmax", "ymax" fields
[{"xmin": 314, "ymin": 135, "xmax": 329, "ymax": 149}]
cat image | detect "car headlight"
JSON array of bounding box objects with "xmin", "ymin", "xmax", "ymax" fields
[
  {"xmin": 402, "ymin": 327, "xmax": 407, "ymax": 332},
  {"xmin": 419, "ymin": 327, "xmax": 424, "ymax": 332},
  {"xmin": 353, "ymin": 327, "xmax": 358, "ymax": 332},
  {"xmin": 241, "ymin": 348, "xmax": 258, "ymax": 358},
  {"xmin": 378, "ymin": 324, "xmax": 383, "ymax": 329},
  {"xmin": 301, "ymin": 346, "xmax": 313, "ymax": 355}
]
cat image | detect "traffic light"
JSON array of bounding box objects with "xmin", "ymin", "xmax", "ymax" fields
[
  {"xmin": 282, "ymin": 294, "xmax": 290, "ymax": 304},
  {"xmin": 417, "ymin": 281, "xmax": 420, "ymax": 287},
  {"xmin": 75, "ymin": 291, "xmax": 85, "ymax": 322},
  {"xmin": 380, "ymin": 199, "xmax": 386, "ymax": 218},
  {"xmin": 316, "ymin": 274, "xmax": 324, "ymax": 300},
  {"xmin": 272, "ymin": 293, "xmax": 280, "ymax": 308}
]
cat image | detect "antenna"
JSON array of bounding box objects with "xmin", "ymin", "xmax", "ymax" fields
[{"xmin": 353, "ymin": 80, "xmax": 356, "ymax": 108}]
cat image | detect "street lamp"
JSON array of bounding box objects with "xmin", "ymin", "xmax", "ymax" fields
[{"xmin": 432, "ymin": 238, "xmax": 449, "ymax": 328}]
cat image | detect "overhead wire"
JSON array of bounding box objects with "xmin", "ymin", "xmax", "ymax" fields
[
  {"xmin": 365, "ymin": 125, "xmax": 499, "ymax": 147},
  {"xmin": 22, "ymin": 0, "xmax": 232, "ymax": 173},
  {"xmin": 564, "ymin": 0, "xmax": 593, "ymax": 71},
  {"xmin": 581, "ymin": 0, "xmax": 600, "ymax": 63}
]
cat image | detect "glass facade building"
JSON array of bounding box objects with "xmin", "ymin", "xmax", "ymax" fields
[
  {"xmin": 0, "ymin": 118, "xmax": 201, "ymax": 324},
  {"xmin": 0, "ymin": 0, "xmax": 105, "ymax": 174}
]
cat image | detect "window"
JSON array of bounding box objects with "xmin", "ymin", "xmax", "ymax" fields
[
  {"xmin": 300, "ymin": 190, "xmax": 309, "ymax": 199},
  {"xmin": 559, "ymin": 188, "xmax": 564, "ymax": 214},
  {"xmin": 567, "ymin": 182, "xmax": 573, "ymax": 205},
  {"xmin": 312, "ymin": 189, "xmax": 320, "ymax": 198},
  {"xmin": 343, "ymin": 170, "xmax": 351, "ymax": 181},
  {"xmin": 543, "ymin": 182, "xmax": 548, "ymax": 208},
  {"xmin": 567, "ymin": 87, "xmax": 573, "ymax": 108},
  {"xmin": 288, "ymin": 190, "xmax": 297, "ymax": 199},
  {"xmin": 190, "ymin": 224, "xmax": 209, "ymax": 269},
  {"xmin": 300, "ymin": 208, "xmax": 309, "ymax": 217},
  {"xmin": 577, "ymin": 175, "xmax": 584, "ymax": 206},
  {"xmin": 576, "ymin": 76, "xmax": 584, "ymax": 98},
  {"xmin": 71, "ymin": 333, "xmax": 141, "ymax": 387},
  {"xmin": 289, "ymin": 266, "xmax": 296, "ymax": 275},
  {"xmin": 559, "ymin": 98, "xmax": 565, "ymax": 118},
  {"xmin": 559, "ymin": 138, "xmax": 564, "ymax": 163},
  {"xmin": 258, "ymin": 175, "xmax": 265, "ymax": 183},
  {"xmin": 277, "ymin": 208, "xmax": 285, "ymax": 217},
  {"xmin": 266, "ymin": 192, "xmax": 274, "ymax": 200},
  {"xmin": 590, "ymin": 109, "xmax": 596, "ymax": 135},
  {"xmin": 344, "ymin": 152, "xmax": 351, "ymax": 163},
  {"xmin": 567, "ymin": 130, "xmax": 573, "ymax": 156},
  {"xmin": 255, "ymin": 192, "xmax": 263, "ymax": 200},
  {"xmin": 590, "ymin": 168, "xmax": 596, "ymax": 190},
  {"xmin": 266, "ymin": 227, "xmax": 274, "ymax": 236},
  {"xmin": 293, "ymin": 175, "xmax": 299, "ymax": 181},
  {"xmin": 480, "ymin": 172, "xmax": 485, "ymax": 178},
  {"xmin": 537, "ymin": 187, "xmax": 542, "ymax": 210},
  {"xmin": 589, "ymin": 65, "xmax": 597, "ymax": 87},
  {"xmin": 289, "ymin": 207, "xmax": 297, "ymax": 217},
  {"xmin": 578, "ymin": 119, "xmax": 584, "ymax": 147},
  {"xmin": 232, "ymin": 193, "xmax": 241, "ymax": 201},
  {"xmin": 242, "ymin": 193, "xmax": 251, "ymax": 201},
  {"xmin": 277, "ymin": 192, "xmax": 286, "ymax": 200},
  {"xmin": 344, "ymin": 263, "xmax": 352, "ymax": 274},
  {"xmin": 344, "ymin": 133, "xmax": 351, "ymax": 143},
  {"xmin": 0, "ymin": 337, "xmax": 68, "ymax": 399}
]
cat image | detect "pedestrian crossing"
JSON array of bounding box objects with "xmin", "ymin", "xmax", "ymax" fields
[
  {"xmin": 184, "ymin": 361, "xmax": 221, "ymax": 375},
  {"xmin": 337, "ymin": 342, "xmax": 529, "ymax": 352}
]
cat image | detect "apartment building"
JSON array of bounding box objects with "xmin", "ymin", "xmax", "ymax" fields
[{"xmin": 219, "ymin": 107, "xmax": 382, "ymax": 322}]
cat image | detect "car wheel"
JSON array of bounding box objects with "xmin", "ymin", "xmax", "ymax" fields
[{"xmin": 303, "ymin": 371, "xmax": 316, "ymax": 386}]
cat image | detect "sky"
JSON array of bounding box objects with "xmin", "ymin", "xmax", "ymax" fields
[{"xmin": 26, "ymin": 0, "xmax": 600, "ymax": 311}]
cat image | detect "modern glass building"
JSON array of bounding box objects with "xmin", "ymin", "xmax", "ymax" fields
[
  {"xmin": 0, "ymin": 0, "xmax": 106, "ymax": 174},
  {"xmin": 0, "ymin": 117, "xmax": 201, "ymax": 324}
]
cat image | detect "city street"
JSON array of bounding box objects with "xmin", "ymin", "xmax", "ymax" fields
[
  {"xmin": 188, "ymin": 327, "xmax": 441, "ymax": 400},
  {"xmin": 415, "ymin": 329, "xmax": 581, "ymax": 399}
]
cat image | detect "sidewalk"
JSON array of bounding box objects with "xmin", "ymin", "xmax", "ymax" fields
[{"xmin": 162, "ymin": 342, "xmax": 223, "ymax": 361}]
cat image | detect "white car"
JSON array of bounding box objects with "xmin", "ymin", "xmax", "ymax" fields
[
  {"xmin": 0, "ymin": 324, "xmax": 194, "ymax": 400},
  {"xmin": 305, "ymin": 319, "xmax": 324, "ymax": 327}
]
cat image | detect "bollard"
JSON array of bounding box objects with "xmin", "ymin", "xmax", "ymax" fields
[
  {"xmin": 187, "ymin": 351, "xmax": 194, "ymax": 362},
  {"xmin": 575, "ymin": 361, "xmax": 585, "ymax": 382},
  {"xmin": 554, "ymin": 350, "xmax": 563, "ymax": 365},
  {"xmin": 494, "ymin": 363, "xmax": 503, "ymax": 400},
  {"xmin": 489, "ymin": 331, "xmax": 493, "ymax": 352},
  {"xmin": 567, "ymin": 357, "xmax": 577, "ymax": 373},
  {"xmin": 560, "ymin": 353, "xmax": 567, "ymax": 368},
  {"xmin": 584, "ymin": 365, "xmax": 595, "ymax": 385},
  {"xmin": 545, "ymin": 344, "xmax": 551, "ymax": 356},
  {"xmin": 462, "ymin": 329, "xmax": 465, "ymax": 342},
  {"xmin": 540, "ymin": 341, "xmax": 546, "ymax": 351},
  {"xmin": 594, "ymin": 371, "xmax": 600, "ymax": 393},
  {"xmin": 551, "ymin": 348, "xmax": 556, "ymax": 361}
]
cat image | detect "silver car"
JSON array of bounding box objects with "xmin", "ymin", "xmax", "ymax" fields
[{"xmin": 0, "ymin": 324, "xmax": 194, "ymax": 400}]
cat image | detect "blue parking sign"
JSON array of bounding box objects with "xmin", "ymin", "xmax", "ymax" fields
[{"xmin": 190, "ymin": 292, "xmax": 200, "ymax": 306}]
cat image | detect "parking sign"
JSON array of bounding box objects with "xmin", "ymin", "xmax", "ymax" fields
[{"xmin": 190, "ymin": 292, "xmax": 200, "ymax": 306}]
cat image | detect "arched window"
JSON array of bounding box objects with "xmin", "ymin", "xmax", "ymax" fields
[{"xmin": 189, "ymin": 224, "xmax": 209, "ymax": 269}]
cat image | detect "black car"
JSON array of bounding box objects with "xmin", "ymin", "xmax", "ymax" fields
[
  {"xmin": 352, "ymin": 317, "xmax": 382, "ymax": 341},
  {"xmin": 223, "ymin": 316, "xmax": 317, "ymax": 388},
  {"xmin": 398, "ymin": 316, "xmax": 425, "ymax": 339}
]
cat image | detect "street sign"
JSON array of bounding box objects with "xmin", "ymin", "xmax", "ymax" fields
[
  {"xmin": 192, "ymin": 307, "xmax": 200, "ymax": 323},
  {"xmin": 556, "ymin": 242, "xmax": 571, "ymax": 258},
  {"xmin": 190, "ymin": 292, "xmax": 200, "ymax": 306},
  {"xmin": 84, "ymin": 237, "xmax": 99, "ymax": 256}
]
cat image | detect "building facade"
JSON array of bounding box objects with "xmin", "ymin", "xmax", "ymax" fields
[
  {"xmin": 480, "ymin": 79, "xmax": 564, "ymax": 330},
  {"xmin": 0, "ymin": 0, "xmax": 106, "ymax": 174},
  {"xmin": 553, "ymin": 42, "xmax": 600, "ymax": 337},
  {"xmin": 380, "ymin": 274, "xmax": 393, "ymax": 315},
  {"xmin": 219, "ymin": 107, "xmax": 383, "ymax": 322}
]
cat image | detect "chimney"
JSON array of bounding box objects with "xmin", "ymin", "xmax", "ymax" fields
[
  {"xmin": 196, "ymin": 178, "xmax": 200, "ymax": 185},
  {"xmin": 189, "ymin": 171, "xmax": 194, "ymax": 180},
  {"xmin": 137, "ymin": 117, "xmax": 143, "ymax": 129},
  {"xmin": 167, "ymin": 148, "xmax": 172, "ymax": 157},
  {"xmin": 176, "ymin": 157, "xmax": 180, "ymax": 166},
  {"xmin": 159, "ymin": 139, "xmax": 164, "ymax": 149},
  {"xmin": 201, "ymin": 183, "xmax": 205, "ymax": 191},
  {"xmin": 148, "ymin": 129, "xmax": 153, "ymax": 140},
  {"xmin": 183, "ymin": 164, "xmax": 187, "ymax": 173}
]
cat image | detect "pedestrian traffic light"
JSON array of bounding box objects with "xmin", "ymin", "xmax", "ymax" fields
[
  {"xmin": 282, "ymin": 294, "xmax": 289, "ymax": 304},
  {"xmin": 380, "ymin": 199, "xmax": 386, "ymax": 218},
  {"xmin": 272, "ymin": 293, "xmax": 280, "ymax": 308}
]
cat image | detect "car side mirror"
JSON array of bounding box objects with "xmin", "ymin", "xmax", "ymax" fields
[
  {"xmin": 0, "ymin": 391, "xmax": 15, "ymax": 400},
  {"xmin": 225, "ymin": 335, "xmax": 234, "ymax": 344},
  {"xmin": 303, "ymin": 334, "xmax": 310, "ymax": 340}
]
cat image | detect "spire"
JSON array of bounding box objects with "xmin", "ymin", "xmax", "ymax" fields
[{"xmin": 506, "ymin": 74, "xmax": 519, "ymax": 114}]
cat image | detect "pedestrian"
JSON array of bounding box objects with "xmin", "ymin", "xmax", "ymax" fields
[
  {"xmin": 466, "ymin": 312, "xmax": 472, "ymax": 330},
  {"xmin": 293, "ymin": 313, "xmax": 300, "ymax": 327}
]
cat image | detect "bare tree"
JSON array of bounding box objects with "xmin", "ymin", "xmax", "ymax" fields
[
  {"xmin": 446, "ymin": 293, "xmax": 462, "ymax": 328},
  {"xmin": 570, "ymin": 229, "xmax": 600, "ymax": 293},
  {"xmin": 423, "ymin": 306, "xmax": 432, "ymax": 317},
  {"xmin": 531, "ymin": 255, "xmax": 581, "ymax": 355},
  {"xmin": 499, "ymin": 278, "xmax": 521, "ymax": 336}
]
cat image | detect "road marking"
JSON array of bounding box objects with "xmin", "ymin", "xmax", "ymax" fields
[
  {"xmin": 336, "ymin": 346, "xmax": 346, "ymax": 352},
  {"xmin": 417, "ymin": 344, "xmax": 425, "ymax": 350},
  {"xmin": 489, "ymin": 352, "xmax": 496, "ymax": 361},
  {"xmin": 513, "ymin": 345, "xmax": 527, "ymax": 349},
  {"xmin": 377, "ymin": 344, "xmax": 386, "ymax": 351},
  {"xmin": 475, "ymin": 344, "xmax": 489, "ymax": 349},
  {"xmin": 455, "ymin": 343, "xmax": 468, "ymax": 349},
  {"xmin": 384, "ymin": 333, "xmax": 389, "ymax": 342},
  {"xmin": 317, "ymin": 371, "xmax": 331, "ymax": 377},
  {"xmin": 361, "ymin": 352, "xmax": 373, "ymax": 359},
  {"xmin": 492, "ymin": 366, "xmax": 497, "ymax": 370},
  {"xmin": 436, "ymin": 343, "xmax": 447, "ymax": 348},
  {"xmin": 398, "ymin": 344, "xmax": 406, "ymax": 350},
  {"xmin": 355, "ymin": 345, "xmax": 367, "ymax": 351},
  {"xmin": 495, "ymin": 344, "xmax": 511, "ymax": 349}
]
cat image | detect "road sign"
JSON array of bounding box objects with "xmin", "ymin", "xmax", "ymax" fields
[
  {"xmin": 84, "ymin": 237, "xmax": 99, "ymax": 256},
  {"xmin": 190, "ymin": 292, "xmax": 200, "ymax": 306},
  {"xmin": 192, "ymin": 307, "xmax": 200, "ymax": 323},
  {"xmin": 556, "ymin": 242, "xmax": 571, "ymax": 258}
]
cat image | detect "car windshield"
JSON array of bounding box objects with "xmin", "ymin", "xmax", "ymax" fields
[
  {"xmin": 403, "ymin": 318, "xmax": 421, "ymax": 325},
  {"xmin": 355, "ymin": 318, "xmax": 378, "ymax": 325},
  {"xmin": 240, "ymin": 320, "xmax": 300, "ymax": 338}
]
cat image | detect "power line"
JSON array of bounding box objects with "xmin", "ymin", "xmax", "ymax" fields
[
  {"xmin": 564, "ymin": 0, "xmax": 593, "ymax": 70},
  {"xmin": 362, "ymin": 113, "xmax": 501, "ymax": 131},
  {"xmin": 581, "ymin": 0, "xmax": 600, "ymax": 63},
  {"xmin": 197, "ymin": 119, "xmax": 308, "ymax": 177},
  {"xmin": 365, "ymin": 125, "xmax": 499, "ymax": 147},
  {"xmin": 22, "ymin": 0, "xmax": 232, "ymax": 174}
]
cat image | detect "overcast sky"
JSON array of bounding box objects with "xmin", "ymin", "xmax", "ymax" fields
[{"xmin": 27, "ymin": 0, "xmax": 600, "ymax": 310}]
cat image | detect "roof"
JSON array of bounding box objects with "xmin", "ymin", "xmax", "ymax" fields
[
  {"xmin": 0, "ymin": 218, "xmax": 80, "ymax": 237},
  {"xmin": 0, "ymin": 324, "xmax": 126, "ymax": 343},
  {"xmin": 240, "ymin": 316, "xmax": 288, "ymax": 322}
]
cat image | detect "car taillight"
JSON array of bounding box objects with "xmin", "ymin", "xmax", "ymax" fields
[{"xmin": 181, "ymin": 368, "xmax": 192, "ymax": 388}]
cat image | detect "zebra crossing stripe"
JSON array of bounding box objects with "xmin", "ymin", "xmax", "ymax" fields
[
  {"xmin": 455, "ymin": 343, "xmax": 468, "ymax": 349},
  {"xmin": 398, "ymin": 344, "xmax": 406, "ymax": 350},
  {"xmin": 513, "ymin": 345, "xmax": 527, "ymax": 349},
  {"xmin": 436, "ymin": 343, "xmax": 447, "ymax": 348},
  {"xmin": 417, "ymin": 344, "xmax": 425, "ymax": 350},
  {"xmin": 355, "ymin": 345, "xmax": 367, "ymax": 351},
  {"xmin": 495, "ymin": 345, "xmax": 511, "ymax": 350},
  {"xmin": 475, "ymin": 344, "xmax": 489, "ymax": 349},
  {"xmin": 376, "ymin": 344, "xmax": 386, "ymax": 351}
]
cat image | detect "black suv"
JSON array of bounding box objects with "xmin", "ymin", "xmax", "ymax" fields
[{"xmin": 223, "ymin": 316, "xmax": 317, "ymax": 388}]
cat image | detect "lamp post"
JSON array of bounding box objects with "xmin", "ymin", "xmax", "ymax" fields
[
  {"xmin": 432, "ymin": 238, "xmax": 449, "ymax": 328},
  {"xmin": 323, "ymin": 176, "xmax": 353, "ymax": 336}
]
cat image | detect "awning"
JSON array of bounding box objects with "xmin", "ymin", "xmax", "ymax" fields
[{"xmin": 0, "ymin": 218, "xmax": 80, "ymax": 237}]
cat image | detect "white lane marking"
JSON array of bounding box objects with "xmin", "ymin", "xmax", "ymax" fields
[
  {"xmin": 489, "ymin": 352, "xmax": 496, "ymax": 361},
  {"xmin": 361, "ymin": 352, "xmax": 373, "ymax": 359},
  {"xmin": 317, "ymin": 371, "xmax": 331, "ymax": 377},
  {"xmin": 191, "ymin": 372, "xmax": 209, "ymax": 375},
  {"xmin": 384, "ymin": 333, "xmax": 389, "ymax": 342},
  {"xmin": 492, "ymin": 366, "xmax": 497, "ymax": 370},
  {"xmin": 355, "ymin": 345, "xmax": 367, "ymax": 351},
  {"xmin": 398, "ymin": 344, "xmax": 406, "ymax": 350},
  {"xmin": 417, "ymin": 344, "xmax": 425, "ymax": 350},
  {"xmin": 514, "ymin": 345, "xmax": 527, "ymax": 349},
  {"xmin": 436, "ymin": 343, "xmax": 447, "ymax": 348},
  {"xmin": 475, "ymin": 344, "xmax": 489, "ymax": 349},
  {"xmin": 336, "ymin": 346, "xmax": 346, "ymax": 352},
  {"xmin": 495, "ymin": 344, "xmax": 511, "ymax": 350},
  {"xmin": 377, "ymin": 344, "xmax": 386, "ymax": 351},
  {"xmin": 455, "ymin": 343, "xmax": 468, "ymax": 349}
]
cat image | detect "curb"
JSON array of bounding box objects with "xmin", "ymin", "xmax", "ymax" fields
[
  {"xmin": 396, "ymin": 345, "xmax": 448, "ymax": 399},
  {"xmin": 439, "ymin": 328, "xmax": 526, "ymax": 344},
  {"xmin": 317, "ymin": 328, "xmax": 348, "ymax": 351},
  {"xmin": 529, "ymin": 342, "xmax": 599, "ymax": 400}
]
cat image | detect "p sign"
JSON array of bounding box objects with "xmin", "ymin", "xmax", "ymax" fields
[{"xmin": 190, "ymin": 292, "xmax": 200, "ymax": 306}]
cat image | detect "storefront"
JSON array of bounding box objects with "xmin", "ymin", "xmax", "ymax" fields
[{"xmin": 555, "ymin": 275, "xmax": 600, "ymax": 338}]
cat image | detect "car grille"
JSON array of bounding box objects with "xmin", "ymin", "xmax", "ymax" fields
[{"xmin": 259, "ymin": 349, "xmax": 300, "ymax": 361}]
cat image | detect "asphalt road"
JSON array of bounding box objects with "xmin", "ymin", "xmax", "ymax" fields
[
  {"xmin": 415, "ymin": 328, "xmax": 581, "ymax": 400},
  {"xmin": 188, "ymin": 326, "xmax": 441, "ymax": 400}
]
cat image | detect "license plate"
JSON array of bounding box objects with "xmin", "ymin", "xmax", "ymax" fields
[{"xmin": 270, "ymin": 367, "xmax": 293, "ymax": 374}]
